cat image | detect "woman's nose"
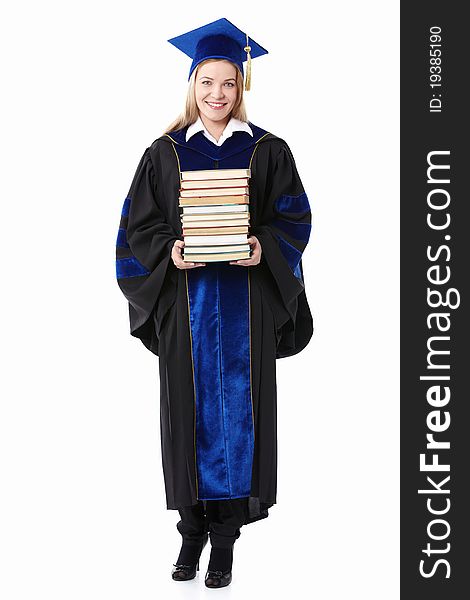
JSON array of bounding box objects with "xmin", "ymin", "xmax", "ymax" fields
[{"xmin": 211, "ymin": 86, "xmax": 225, "ymax": 99}]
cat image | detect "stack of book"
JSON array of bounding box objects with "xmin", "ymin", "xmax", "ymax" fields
[{"xmin": 179, "ymin": 168, "xmax": 252, "ymax": 262}]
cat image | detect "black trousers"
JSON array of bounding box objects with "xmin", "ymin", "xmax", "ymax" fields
[{"xmin": 177, "ymin": 498, "xmax": 249, "ymax": 550}]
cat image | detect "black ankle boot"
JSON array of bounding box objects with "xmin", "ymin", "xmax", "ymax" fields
[
  {"xmin": 171, "ymin": 533, "xmax": 209, "ymax": 581},
  {"xmin": 205, "ymin": 546, "xmax": 233, "ymax": 588}
]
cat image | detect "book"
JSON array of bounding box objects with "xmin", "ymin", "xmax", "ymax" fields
[
  {"xmin": 183, "ymin": 225, "xmax": 249, "ymax": 235},
  {"xmin": 182, "ymin": 204, "xmax": 249, "ymax": 214},
  {"xmin": 184, "ymin": 234, "xmax": 248, "ymax": 245},
  {"xmin": 179, "ymin": 195, "xmax": 249, "ymax": 206},
  {"xmin": 183, "ymin": 251, "xmax": 250, "ymax": 262},
  {"xmin": 181, "ymin": 213, "xmax": 250, "ymax": 222},
  {"xmin": 182, "ymin": 219, "xmax": 249, "ymax": 228},
  {"xmin": 180, "ymin": 187, "xmax": 249, "ymax": 198},
  {"xmin": 183, "ymin": 219, "xmax": 249, "ymax": 228},
  {"xmin": 181, "ymin": 168, "xmax": 251, "ymax": 181},
  {"xmin": 181, "ymin": 178, "xmax": 249, "ymax": 190},
  {"xmin": 184, "ymin": 244, "xmax": 250, "ymax": 253}
]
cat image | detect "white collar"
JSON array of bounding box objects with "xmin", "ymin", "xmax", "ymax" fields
[{"xmin": 186, "ymin": 116, "xmax": 253, "ymax": 146}]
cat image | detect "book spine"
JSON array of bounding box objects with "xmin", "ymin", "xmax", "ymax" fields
[
  {"xmin": 181, "ymin": 205, "xmax": 249, "ymax": 214},
  {"xmin": 180, "ymin": 187, "xmax": 249, "ymax": 198},
  {"xmin": 181, "ymin": 168, "xmax": 251, "ymax": 181},
  {"xmin": 179, "ymin": 195, "xmax": 249, "ymax": 206},
  {"xmin": 181, "ymin": 178, "xmax": 249, "ymax": 190},
  {"xmin": 184, "ymin": 244, "xmax": 250, "ymax": 253},
  {"xmin": 183, "ymin": 226, "xmax": 249, "ymax": 235},
  {"xmin": 181, "ymin": 214, "xmax": 250, "ymax": 222}
]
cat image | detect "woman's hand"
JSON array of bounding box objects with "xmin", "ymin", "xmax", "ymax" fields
[
  {"xmin": 229, "ymin": 236, "xmax": 262, "ymax": 267},
  {"xmin": 172, "ymin": 240, "xmax": 206, "ymax": 269}
]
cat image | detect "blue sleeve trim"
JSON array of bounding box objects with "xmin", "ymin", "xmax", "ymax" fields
[
  {"xmin": 271, "ymin": 218, "xmax": 311, "ymax": 244},
  {"xmin": 116, "ymin": 256, "xmax": 150, "ymax": 279},
  {"xmin": 116, "ymin": 227, "xmax": 130, "ymax": 248},
  {"xmin": 274, "ymin": 232, "xmax": 304, "ymax": 280},
  {"xmin": 121, "ymin": 197, "xmax": 131, "ymax": 217},
  {"xmin": 274, "ymin": 192, "xmax": 310, "ymax": 215}
]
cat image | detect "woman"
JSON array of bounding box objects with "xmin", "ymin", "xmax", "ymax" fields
[{"xmin": 116, "ymin": 18, "xmax": 313, "ymax": 588}]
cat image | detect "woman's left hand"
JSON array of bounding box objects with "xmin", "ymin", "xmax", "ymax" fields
[{"xmin": 230, "ymin": 236, "xmax": 262, "ymax": 267}]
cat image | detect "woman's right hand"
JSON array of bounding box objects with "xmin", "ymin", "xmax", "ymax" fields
[{"xmin": 171, "ymin": 240, "xmax": 206, "ymax": 269}]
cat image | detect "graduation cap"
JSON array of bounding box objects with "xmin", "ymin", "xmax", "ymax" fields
[{"xmin": 167, "ymin": 18, "xmax": 268, "ymax": 91}]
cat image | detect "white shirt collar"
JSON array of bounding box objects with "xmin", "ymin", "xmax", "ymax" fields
[{"xmin": 186, "ymin": 116, "xmax": 253, "ymax": 146}]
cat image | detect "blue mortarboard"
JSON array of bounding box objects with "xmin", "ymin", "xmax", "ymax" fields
[{"xmin": 167, "ymin": 18, "xmax": 268, "ymax": 91}]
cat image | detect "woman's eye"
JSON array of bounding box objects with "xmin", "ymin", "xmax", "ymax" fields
[{"xmin": 200, "ymin": 81, "xmax": 234, "ymax": 87}]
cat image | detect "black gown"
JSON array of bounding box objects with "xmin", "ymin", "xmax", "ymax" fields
[{"xmin": 116, "ymin": 122, "xmax": 313, "ymax": 525}]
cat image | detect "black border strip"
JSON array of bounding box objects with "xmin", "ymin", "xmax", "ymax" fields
[{"xmin": 401, "ymin": 3, "xmax": 468, "ymax": 597}]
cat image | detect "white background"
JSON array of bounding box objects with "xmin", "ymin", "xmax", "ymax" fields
[{"xmin": 1, "ymin": 1, "xmax": 399, "ymax": 598}]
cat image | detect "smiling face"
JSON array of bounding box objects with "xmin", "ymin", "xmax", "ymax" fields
[{"xmin": 194, "ymin": 59, "xmax": 239, "ymax": 126}]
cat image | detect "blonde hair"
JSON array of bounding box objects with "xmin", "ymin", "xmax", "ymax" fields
[{"xmin": 164, "ymin": 59, "xmax": 248, "ymax": 134}]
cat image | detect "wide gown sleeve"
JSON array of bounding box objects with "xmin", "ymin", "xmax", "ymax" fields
[
  {"xmin": 115, "ymin": 148, "xmax": 179, "ymax": 355},
  {"xmin": 250, "ymin": 141, "xmax": 313, "ymax": 358}
]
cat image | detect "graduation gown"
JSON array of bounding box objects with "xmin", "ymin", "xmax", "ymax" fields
[{"xmin": 116, "ymin": 122, "xmax": 313, "ymax": 524}]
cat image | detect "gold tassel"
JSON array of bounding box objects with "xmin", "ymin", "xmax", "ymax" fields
[{"xmin": 244, "ymin": 34, "xmax": 252, "ymax": 91}]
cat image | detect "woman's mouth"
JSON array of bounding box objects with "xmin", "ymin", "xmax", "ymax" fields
[{"xmin": 205, "ymin": 101, "xmax": 227, "ymax": 110}]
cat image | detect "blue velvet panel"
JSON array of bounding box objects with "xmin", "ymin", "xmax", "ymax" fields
[
  {"xmin": 187, "ymin": 263, "xmax": 254, "ymax": 500},
  {"xmin": 274, "ymin": 192, "xmax": 310, "ymax": 215},
  {"xmin": 116, "ymin": 256, "xmax": 150, "ymax": 279},
  {"xmin": 166, "ymin": 123, "xmax": 269, "ymax": 170},
  {"xmin": 174, "ymin": 135, "xmax": 260, "ymax": 171},
  {"xmin": 121, "ymin": 196, "xmax": 131, "ymax": 217},
  {"xmin": 173, "ymin": 132, "xmax": 260, "ymax": 500},
  {"xmin": 270, "ymin": 218, "xmax": 312, "ymax": 244},
  {"xmin": 116, "ymin": 227, "xmax": 130, "ymax": 248}
]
